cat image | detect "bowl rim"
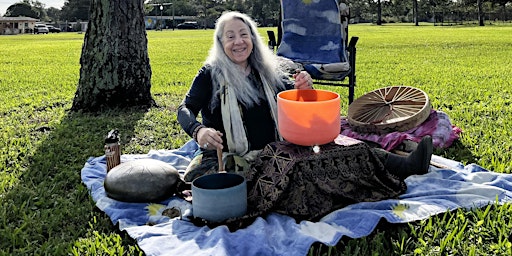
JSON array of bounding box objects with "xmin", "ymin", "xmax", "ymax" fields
[
  {"xmin": 192, "ymin": 173, "xmax": 246, "ymax": 191},
  {"xmin": 277, "ymin": 89, "xmax": 340, "ymax": 103}
]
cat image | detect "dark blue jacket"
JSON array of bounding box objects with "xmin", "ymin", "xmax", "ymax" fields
[{"xmin": 177, "ymin": 65, "xmax": 293, "ymax": 151}]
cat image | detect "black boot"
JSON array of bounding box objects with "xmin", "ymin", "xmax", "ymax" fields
[{"xmin": 384, "ymin": 136, "xmax": 433, "ymax": 179}]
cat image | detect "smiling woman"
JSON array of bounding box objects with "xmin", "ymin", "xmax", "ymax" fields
[
  {"xmin": 177, "ymin": 11, "xmax": 313, "ymax": 178},
  {"xmin": 221, "ymin": 18, "xmax": 253, "ymax": 67},
  {"xmin": 174, "ymin": 12, "xmax": 434, "ymax": 231}
]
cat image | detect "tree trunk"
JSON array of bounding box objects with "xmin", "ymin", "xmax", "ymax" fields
[
  {"xmin": 376, "ymin": 0, "xmax": 382, "ymax": 25},
  {"xmin": 413, "ymin": 0, "xmax": 418, "ymax": 26},
  {"xmin": 71, "ymin": 0, "xmax": 155, "ymax": 112},
  {"xmin": 477, "ymin": 0, "xmax": 484, "ymax": 26}
]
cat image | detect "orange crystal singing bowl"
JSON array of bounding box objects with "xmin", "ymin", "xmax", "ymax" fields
[{"xmin": 277, "ymin": 89, "xmax": 341, "ymax": 146}]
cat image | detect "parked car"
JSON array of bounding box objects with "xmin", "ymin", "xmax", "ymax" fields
[
  {"xmin": 46, "ymin": 25, "xmax": 61, "ymax": 33},
  {"xmin": 176, "ymin": 21, "xmax": 198, "ymax": 29},
  {"xmin": 34, "ymin": 24, "xmax": 49, "ymax": 34}
]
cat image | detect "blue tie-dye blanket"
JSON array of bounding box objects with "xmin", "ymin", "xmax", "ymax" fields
[{"xmin": 81, "ymin": 140, "xmax": 512, "ymax": 256}]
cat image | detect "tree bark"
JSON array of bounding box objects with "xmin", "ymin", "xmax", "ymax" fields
[
  {"xmin": 413, "ymin": 0, "xmax": 418, "ymax": 26},
  {"xmin": 71, "ymin": 0, "xmax": 155, "ymax": 112},
  {"xmin": 477, "ymin": 0, "xmax": 484, "ymax": 26},
  {"xmin": 376, "ymin": 0, "xmax": 382, "ymax": 25}
]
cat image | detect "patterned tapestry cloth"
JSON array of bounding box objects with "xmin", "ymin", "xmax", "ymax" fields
[
  {"xmin": 244, "ymin": 140, "xmax": 405, "ymax": 221},
  {"xmin": 341, "ymin": 110, "xmax": 463, "ymax": 151},
  {"xmin": 81, "ymin": 139, "xmax": 512, "ymax": 256}
]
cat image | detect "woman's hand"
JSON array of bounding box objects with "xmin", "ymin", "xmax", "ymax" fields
[
  {"xmin": 197, "ymin": 127, "xmax": 224, "ymax": 150},
  {"xmin": 293, "ymin": 70, "xmax": 313, "ymax": 90}
]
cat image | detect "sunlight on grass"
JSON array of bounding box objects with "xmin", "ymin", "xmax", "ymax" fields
[{"xmin": 1, "ymin": 24, "xmax": 512, "ymax": 255}]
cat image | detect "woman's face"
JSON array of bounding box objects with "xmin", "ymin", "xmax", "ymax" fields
[{"xmin": 221, "ymin": 18, "xmax": 253, "ymax": 67}]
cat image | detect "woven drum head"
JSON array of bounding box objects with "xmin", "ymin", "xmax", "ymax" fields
[{"xmin": 347, "ymin": 86, "xmax": 431, "ymax": 133}]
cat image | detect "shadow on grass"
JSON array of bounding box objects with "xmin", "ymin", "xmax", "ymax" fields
[
  {"xmin": 2, "ymin": 107, "xmax": 149, "ymax": 255},
  {"xmin": 436, "ymin": 139, "xmax": 477, "ymax": 166},
  {"xmin": 0, "ymin": 100, "xmax": 478, "ymax": 255}
]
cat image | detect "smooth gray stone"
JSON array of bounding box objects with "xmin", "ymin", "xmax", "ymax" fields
[{"xmin": 104, "ymin": 159, "xmax": 182, "ymax": 202}]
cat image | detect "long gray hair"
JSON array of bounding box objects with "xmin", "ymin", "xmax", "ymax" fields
[{"xmin": 205, "ymin": 11, "xmax": 286, "ymax": 109}]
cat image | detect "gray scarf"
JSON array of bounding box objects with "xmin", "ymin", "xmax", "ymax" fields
[{"xmin": 220, "ymin": 73, "xmax": 281, "ymax": 160}]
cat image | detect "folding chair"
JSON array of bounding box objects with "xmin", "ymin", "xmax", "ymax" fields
[{"xmin": 268, "ymin": 0, "xmax": 359, "ymax": 104}]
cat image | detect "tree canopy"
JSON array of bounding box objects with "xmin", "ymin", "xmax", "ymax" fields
[
  {"xmin": 4, "ymin": 0, "xmax": 48, "ymax": 20},
  {"xmin": 60, "ymin": 0, "xmax": 91, "ymax": 22},
  {"xmin": 5, "ymin": 3, "xmax": 38, "ymax": 18},
  {"xmin": 4, "ymin": 0, "xmax": 512, "ymax": 25}
]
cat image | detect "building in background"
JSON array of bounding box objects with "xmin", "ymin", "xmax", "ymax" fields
[{"xmin": 0, "ymin": 16, "xmax": 38, "ymax": 35}]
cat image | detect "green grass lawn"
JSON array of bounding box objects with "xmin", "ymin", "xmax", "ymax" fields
[{"xmin": 1, "ymin": 23, "xmax": 512, "ymax": 255}]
